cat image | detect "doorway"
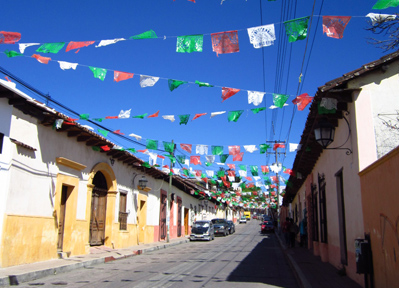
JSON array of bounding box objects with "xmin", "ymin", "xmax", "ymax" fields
[
  {"xmin": 177, "ymin": 198, "xmax": 182, "ymax": 237},
  {"xmin": 89, "ymin": 172, "xmax": 108, "ymax": 246},
  {"xmin": 159, "ymin": 191, "xmax": 167, "ymax": 240},
  {"xmin": 138, "ymin": 199, "xmax": 147, "ymax": 243},
  {"xmin": 184, "ymin": 208, "xmax": 189, "ymax": 236},
  {"xmin": 57, "ymin": 185, "xmax": 70, "ymax": 251}
]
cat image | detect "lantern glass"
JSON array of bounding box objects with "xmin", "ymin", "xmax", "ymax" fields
[
  {"xmin": 314, "ymin": 118, "xmax": 335, "ymax": 148},
  {"xmin": 138, "ymin": 176, "xmax": 148, "ymax": 188}
]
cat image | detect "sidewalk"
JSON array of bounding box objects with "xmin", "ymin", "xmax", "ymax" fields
[
  {"xmin": 275, "ymin": 232, "xmax": 362, "ymax": 288},
  {"xmin": 0, "ymin": 237, "xmax": 189, "ymax": 286}
]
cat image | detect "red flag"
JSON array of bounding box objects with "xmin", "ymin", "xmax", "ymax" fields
[
  {"xmin": 190, "ymin": 156, "xmax": 201, "ymax": 165},
  {"xmin": 114, "ymin": 71, "xmax": 134, "ymax": 82},
  {"xmin": 195, "ymin": 170, "xmax": 202, "ymax": 177},
  {"xmin": 228, "ymin": 145, "xmax": 240, "ymax": 155},
  {"xmin": 32, "ymin": 54, "xmax": 51, "ymax": 64},
  {"xmin": 148, "ymin": 110, "xmax": 159, "ymax": 118},
  {"xmin": 113, "ymin": 130, "xmax": 124, "ymax": 135},
  {"xmin": 284, "ymin": 168, "xmax": 294, "ymax": 176},
  {"xmin": 273, "ymin": 143, "xmax": 285, "ymax": 150},
  {"xmin": 211, "ymin": 30, "xmax": 239, "ymax": 56},
  {"xmin": 322, "ymin": 16, "xmax": 351, "ymax": 39},
  {"xmin": 246, "ymin": 183, "xmax": 254, "ymax": 188},
  {"xmin": 65, "ymin": 41, "xmax": 95, "ymax": 52},
  {"xmin": 271, "ymin": 176, "xmax": 278, "ymax": 183},
  {"xmin": 105, "ymin": 116, "xmax": 119, "ymax": 119},
  {"xmin": 0, "ymin": 31, "xmax": 21, "ymax": 44},
  {"xmin": 222, "ymin": 87, "xmax": 240, "ymax": 102},
  {"xmin": 180, "ymin": 143, "xmax": 192, "ymax": 153},
  {"xmin": 233, "ymin": 152, "xmax": 244, "ymax": 161},
  {"xmin": 227, "ymin": 170, "xmax": 235, "ymax": 177},
  {"xmin": 227, "ymin": 163, "xmax": 235, "ymax": 170},
  {"xmin": 261, "ymin": 165, "xmax": 269, "ymax": 173},
  {"xmin": 163, "ymin": 164, "xmax": 169, "ymax": 169},
  {"xmin": 245, "ymin": 176, "xmax": 253, "ymax": 181},
  {"xmin": 101, "ymin": 145, "xmax": 111, "ymax": 151},
  {"xmin": 157, "ymin": 155, "xmax": 166, "ymax": 159},
  {"xmin": 223, "ymin": 180, "xmax": 231, "ymax": 188},
  {"xmin": 137, "ymin": 149, "xmax": 148, "ymax": 153},
  {"xmin": 292, "ymin": 93, "xmax": 313, "ymax": 111},
  {"xmin": 192, "ymin": 113, "xmax": 207, "ymax": 120}
]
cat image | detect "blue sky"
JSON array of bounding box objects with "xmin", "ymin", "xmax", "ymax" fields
[{"xmin": 0, "ymin": 0, "xmax": 395, "ymax": 187}]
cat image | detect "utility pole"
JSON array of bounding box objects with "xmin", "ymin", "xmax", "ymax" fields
[
  {"xmin": 166, "ymin": 140, "xmax": 175, "ymax": 243},
  {"xmin": 266, "ymin": 140, "xmax": 286, "ymax": 232}
]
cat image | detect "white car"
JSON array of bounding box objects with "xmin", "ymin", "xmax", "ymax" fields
[{"xmin": 239, "ymin": 216, "xmax": 247, "ymax": 224}]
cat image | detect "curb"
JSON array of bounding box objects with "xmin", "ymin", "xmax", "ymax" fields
[{"xmin": 0, "ymin": 239, "xmax": 189, "ymax": 287}]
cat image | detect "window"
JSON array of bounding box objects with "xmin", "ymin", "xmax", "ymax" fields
[
  {"xmin": 336, "ymin": 168, "xmax": 348, "ymax": 265},
  {"xmin": 311, "ymin": 184, "xmax": 319, "ymax": 241},
  {"xmin": 318, "ymin": 173, "xmax": 328, "ymax": 243},
  {"xmin": 119, "ymin": 192, "xmax": 128, "ymax": 230},
  {"xmin": 0, "ymin": 133, "xmax": 4, "ymax": 154}
]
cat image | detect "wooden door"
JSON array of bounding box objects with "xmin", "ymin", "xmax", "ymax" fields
[
  {"xmin": 57, "ymin": 185, "xmax": 68, "ymax": 251},
  {"xmin": 177, "ymin": 198, "xmax": 182, "ymax": 237},
  {"xmin": 89, "ymin": 187, "xmax": 107, "ymax": 246},
  {"xmin": 184, "ymin": 208, "xmax": 189, "ymax": 236},
  {"xmin": 138, "ymin": 200, "xmax": 146, "ymax": 243},
  {"xmin": 160, "ymin": 193, "xmax": 167, "ymax": 240}
]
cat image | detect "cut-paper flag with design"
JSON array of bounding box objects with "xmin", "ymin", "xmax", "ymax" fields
[
  {"xmin": 261, "ymin": 165, "xmax": 269, "ymax": 174},
  {"xmin": 148, "ymin": 110, "xmax": 160, "ymax": 118},
  {"xmin": 289, "ymin": 143, "xmax": 302, "ymax": 152},
  {"xmin": 181, "ymin": 143, "xmax": 192, "ymax": 153},
  {"xmin": 233, "ymin": 152, "xmax": 244, "ymax": 161},
  {"xmin": 292, "ymin": 93, "xmax": 313, "ymax": 111},
  {"xmin": 32, "ymin": 54, "xmax": 51, "ymax": 64},
  {"xmin": 58, "ymin": 61, "xmax": 78, "ymax": 70},
  {"xmin": 284, "ymin": 16, "xmax": 310, "ymax": 42},
  {"xmin": 19, "ymin": 43, "xmax": 39, "ymax": 53},
  {"xmin": 0, "ymin": 31, "xmax": 21, "ymax": 44},
  {"xmin": 140, "ymin": 75, "xmax": 159, "ymax": 87},
  {"xmin": 36, "ymin": 42, "xmax": 65, "ymax": 54},
  {"xmin": 118, "ymin": 109, "xmax": 131, "ymax": 119},
  {"xmin": 322, "ymin": 16, "xmax": 351, "ymax": 39},
  {"xmin": 179, "ymin": 114, "xmax": 190, "ymax": 125},
  {"xmin": 176, "ymin": 34, "xmax": 203, "ymax": 53},
  {"xmin": 319, "ymin": 98, "xmax": 337, "ymax": 114},
  {"xmin": 169, "ymin": 79, "xmax": 187, "ymax": 91},
  {"xmin": 196, "ymin": 145, "xmax": 208, "ymax": 155},
  {"xmin": 228, "ymin": 146, "xmax": 240, "ymax": 155},
  {"xmin": 192, "ymin": 113, "xmax": 207, "ymax": 120},
  {"xmin": 248, "ymin": 91, "xmax": 265, "ymax": 106},
  {"xmin": 372, "ymin": 0, "xmax": 399, "ymax": 9},
  {"xmin": 210, "ymin": 111, "xmax": 226, "ymax": 118},
  {"xmin": 211, "ymin": 145, "xmax": 224, "ymax": 155},
  {"xmin": 133, "ymin": 113, "xmax": 148, "ymax": 119},
  {"xmin": 270, "ymin": 162, "xmax": 282, "ymax": 173},
  {"xmin": 247, "ymin": 24, "xmax": 276, "ymax": 48},
  {"xmin": 162, "ymin": 115, "xmax": 175, "ymax": 122},
  {"xmin": 66, "ymin": 41, "xmax": 95, "ymax": 52},
  {"xmin": 260, "ymin": 144, "xmax": 270, "ymax": 154},
  {"xmin": 114, "ymin": 71, "xmax": 134, "ymax": 82},
  {"xmin": 195, "ymin": 80, "xmax": 213, "ymax": 87},
  {"xmin": 96, "ymin": 38, "xmax": 125, "ymax": 47},
  {"xmin": 222, "ymin": 87, "xmax": 240, "ymax": 102},
  {"xmin": 273, "ymin": 93, "xmax": 289, "ymax": 108},
  {"xmin": 220, "ymin": 154, "xmax": 229, "ymax": 163},
  {"xmin": 227, "ymin": 163, "xmax": 235, "ymax": 170},
  {"xmin": 4, "ymin": 50, "xmax": 23, "ymax": 58},
  {"xmin": 270, "ymin": 104, "xmax": 288, "ymax": 109},
  {"xmin": 130, "ymin": 30, "xmax": 158, "ymax": 40},
  {"xmin": 273, "ymin": 143, "xmax": 285, "ymax": 150},
  {"xmin": 89, "ymin": 67, "xmax": 107, "ymax": 81},
  {"xmin": 190, "ymin": 156, "xmax": 201, "ymax": 165},
  {"xmin": 244, "ymin": 145, "xmax": 258, "ymax": 153},
  {"xmin": 366, "ymin": 13, "xmax": 397, "ymax": 25},
  {"xmin": 251, "ymin": 107, "xmax": 266, "ymax": 114},
  {"xmin": 239, "ymin": 169, "xmax": 247, "ymax": 177},
  {"xmin": 163, "ymin": 141, "xmax": 175, "ymax": 153},
  {"xmin": 205, "ymin": 155, "xmax": 215, "ymax": 163},
  {"xmin": 146, "ymin": 139, "xmax": 158, "ymax": 150},
  {"xmin": 211, "ymin": 30, "xmax": 239, "ymax": 56},
  {"xmin": 228, "ymin": 110, "xmax": 244, "ymax": 122},
  {"xmin": 129, "ymin": 133, "xmax": 142, "ymax": 141}
]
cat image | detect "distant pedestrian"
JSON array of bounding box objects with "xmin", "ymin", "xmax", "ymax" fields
[
  {"xmin": 282, "ymin": 217, "xmax": 291, "ymax": 247},
  {"xmin": 289, "ymin": 218, "xmax": 299, "ymax": 248}
]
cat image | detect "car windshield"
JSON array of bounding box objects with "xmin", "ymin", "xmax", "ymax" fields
[
  {"xmin": 263, "ymin": 221, "xmax": 273, "ymax": 226},
  {"xmin": 193, "ymin": 221, "xmax": 210, "ymax": 228},
  {"xmin": 212, "ymin": 219, "xmax": 225, "ymax": 224}
]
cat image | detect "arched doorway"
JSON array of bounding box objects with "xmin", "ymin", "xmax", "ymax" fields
[{"xmin": 89, "ymin": 171, "xmax": 108, "ymax": 246}]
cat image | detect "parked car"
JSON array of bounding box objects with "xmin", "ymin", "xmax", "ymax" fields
[
  {"xmin": 211, "ymin": 218, "xmax": 229, "ymax": 236},
  {"xmin": 260, "ymin": 220, "xmax": 275, "ymax": 233},
  {"xmin": 263, "ymin": 215, "xmax": 273, "ymax": 222},
  {"xmin": 190, "ymin": 220, "xmax": 215, "ymax": 241},
  {"xmin": 226, "ymin": 220, "xmax": 235, "ymax": 234},
  {"xmin": 239, "ymin": 216, "xmax": 247, "ymax": 224}
]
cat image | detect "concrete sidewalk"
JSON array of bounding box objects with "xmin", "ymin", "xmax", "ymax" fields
[
  {"xmin": 275, "ymin": 232, "xmax": 362, "ymax": 288},
  {"xmin": 0, "ymin": 237, "xmax": 189, "ymax": 286}
]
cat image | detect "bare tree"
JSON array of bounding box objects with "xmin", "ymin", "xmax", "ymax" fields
[{"xmin": 366, "ymin": 13, "xmax": 399, "ymax": 51}]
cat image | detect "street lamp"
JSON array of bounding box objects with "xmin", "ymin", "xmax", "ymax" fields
[{"xmin": 314, "ymin": 117, "xmax": 352, "ymax": 155}]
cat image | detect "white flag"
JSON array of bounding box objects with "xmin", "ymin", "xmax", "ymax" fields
[
  {"xmin": 210, "ymin": 111, "xmax": 226, "ymax": 118},
  {"xmin": 244, "ymin": 145, "xmax": 258, "ymax": 153},
  {"xmin": 270, "ymin": 163, "xmax": 282, "ymax": 173},
  {"xmin": 248, "ymin": 91, "xmax": 265, "ymax": 106},
  {"xmin": 247, "ymin": 24, "xmax": 276, "ymax": 48},
  {"xmin": 96, "ymin": 38, "xmax": 126, "ymax": 47},
  {"xmin": 239, "ymin": 170, "xmax": 247, "ymax": 177},
  {"xmin": 206, "ymin": 170, "xmax": 214, "ymax": 177},
  {"xmin": 320, "ymin": 98, "xmax": 337, "ymax": 110},
  {"xmin": 366, "ymin": 13, "xmax": 397, "ymax": 25},
  {"xmin": 289, "ymin": 143, "xmax": 302, "ymax": 152},
  {"xmin": 58, "ymin": 61, "xmax": 78, "ymax": 70},
  {"xmin": 270, "ymin": 104, "xmax": 288, "ymax": 109},
  {"xmin": 205, "ymin": 155, "xmax": 215, "ymax": 163},
  {"xmin": 129, "ymin": 133, "xmax": 142, "ymax": 141},
  {"xmin": 19, "ymin": 43, "xmax": 40, "ymax": 53},
  {"xmin": 162, "ymin": 115, "xmax": 175, "ymax": 122},
  {"xmin": 140, "ymin": 75, "xmax": 159, "ymax": 87},
  {"xmin": 196, "ymin": 144, "xmax": 208, "ymax": 155},
  {"xmin": 118, "ymin": 109, "xmax": 131, "ymax": 119},
  {"xmin": 148, "ymin": 152, "xmax": 157, "ymax": 166}
]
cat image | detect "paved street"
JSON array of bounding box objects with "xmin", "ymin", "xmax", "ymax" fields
[{"xmin": 16, "ymin": 220, "xmax": 298, "ymax": 287}]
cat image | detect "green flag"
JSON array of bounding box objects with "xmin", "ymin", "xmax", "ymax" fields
[
  {"xmin": 318, "ymin": 102, "xmax": 336, "ymax": 114},
  {"xmin": 176, "ymin": 34, "xmax": 203, "ymax": 53},
  {"xmin": 284, "ymin": 16, "xmax": 310, "ymax": 42},
  {"xmin": 97, "ymin": 129, "xmax": 109, "ymax": 137},
  {"xmin": 93, "ymin": 118, "xmax": 105, "ymax": 122},
  {"xmin": 239, "ymin": 165, "xmax": 246, "ymax": 171},
  {"xmin": 182, "ymin": 169, "xmax": 190, "ymax": 176},
  {"xmin": 36, "ymin": 42, "xmax": 65, "ymax": 53},
  {"xmin": 179, "ymin": 114, "xmax": 190, "ymax": 125},
  {"xmin": 372, "ymin": 0, "xmax": 399, "ymax": 9},
  {"xmin": 250, "ymin": 165, "xmax": 259, "ymax": 176},
  {"xmin": 195, "ymin": 80, "xmax": 214, "ymax": 87},
  {"xmin": 211, "ymin": 145, "xmax": 224, "ymax": 155},
  {"xmin": 220, "ymin": 154, "xmax": 229, "ymax": 163},
  {"xmin": 259, "ymin": 144, "xmax": 271, "ymax": 154},
  {"xmin": 127, "ymin": 148, "xmax": 136, "ymax": 153},
  {"xmin": 273, "ymin": 93, "xmax": 289, "ymax": 108},
  {"xmin": 79, "ymin": 114, "xmax": 90, "ymax": 120},
  {"xmin": 165, "ymin": 154, "xmax": 176, "ymax": 164},
  {"xmin": 228, "ymin": 110, "xmax": 244, "ymax": 122},
  {"xmin": 176, "ymin": 155, "xmax": 186, "ymax": 164},
  {"xmin": 133, "ymin": 113, "xmax": 148, "ymax": 119},
  {"xmin": 130, "ymin": 30, "xmax": 158, "ymax": 40},
  {"xmin": 142, "ymin": 162, "xmax": 151, "ymax": 168},
  {"xmin": 251, "ymin": 107, "xmax": 266, "ymax": 114},
  {"xmin": 169, "ymin": 79, "xmax": 187, "ymax": 91},
  {"xmin": 89, "ymin": 66, "xmax": 107, "ymax": 81},
  {"xmin": 205, "ymin": 162, "xmax": 212, "ymax": 167},
  {"xmin": 163, "ymin": 141, "xmax": 175, "ymax": 153},
  {"xmin": 92, "ymin": 146, "xmax": 101, "ymax": 151},
  {"xmin": 217, "ymin": 170, "xmax": 225, "ymax": 178},
  {"xmin": 146, "ymin": 139, "xmax": 158, "ymax": 150},
  {"xmin": 5, "ymin": 50, "xmax": 23, "ymax": 57}
]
